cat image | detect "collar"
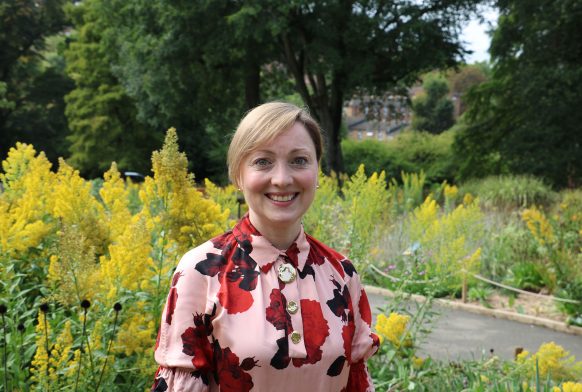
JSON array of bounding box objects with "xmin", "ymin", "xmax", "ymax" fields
[{"xmin": 232, "ymin": 214, "xmax": 310, "ymax": 273}]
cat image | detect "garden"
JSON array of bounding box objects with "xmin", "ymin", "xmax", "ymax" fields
[
  {"xmin": 2, "ymin": 0, "xmax": 582, "ymax": 390},
  {"xmin": 1, "ymin": 130, "xmax": 580, "ymax": 391}
]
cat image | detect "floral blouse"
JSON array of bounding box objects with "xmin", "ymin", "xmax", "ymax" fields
[{"xmin": 152, "ymin": 215, "xmax": 379, "ymax": 392}]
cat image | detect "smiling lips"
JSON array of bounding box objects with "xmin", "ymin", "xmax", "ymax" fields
[{"xmin": 266, "ymin": 193, "xmax": 298, "ymax": 202}]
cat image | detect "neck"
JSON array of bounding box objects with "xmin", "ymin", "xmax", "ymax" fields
[{"xmin": 248, "ymin": 213, "xmax": 301, "ymax": 250}]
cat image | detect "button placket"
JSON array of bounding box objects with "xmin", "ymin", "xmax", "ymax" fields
[{"xmin": 277, "ymin": 255, "xmax": 306, "ymax": 357}]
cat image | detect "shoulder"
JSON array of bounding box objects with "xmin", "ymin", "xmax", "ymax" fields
[
  {"xmin": 176, "ymin": 230, "xmax": 236, "ymax": 271},
  {"xmin": 305, "ymin": 233, "xmax": 358, "ymax": 280}
]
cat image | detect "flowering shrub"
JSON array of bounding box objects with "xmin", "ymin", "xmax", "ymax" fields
[
  {"xmin": 303, "ymin": 164, "xmax": 390, "ymax": 276},
  {"xmin": 516, "ymin": 342, "xmax": 582, "ymax": 381},
  {"xmin": 1, "ymin": 134, "xmax": 580, "ymax": 390},
  {"xmin": 0, "ymin": 129, "xmax": 229, "ymax": 390},
  {"xmin": 405, "ymin": 194, "xmax": 484, "ymax": 295},
  {"xmin": 521, "ymin": 196, "xmax": 582, "ymax": 317}
]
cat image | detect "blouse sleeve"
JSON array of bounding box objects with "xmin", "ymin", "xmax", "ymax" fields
[
  {"xmin": 346, "ymin": 272, "xmax": 380, "ymax": 392},
  {"xmin": 152, "ymin": 249, "xmax": 215, "ymax": 392}
]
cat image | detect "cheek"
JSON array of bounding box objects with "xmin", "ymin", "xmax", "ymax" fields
[{"xmin": 301, "ymin": 170, "xmax": 319, "ymax": 189}]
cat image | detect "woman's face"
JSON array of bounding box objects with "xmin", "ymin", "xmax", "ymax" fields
[{"xmin": 239, "ymin": 122, "xmax": 318, "ymax": 238}]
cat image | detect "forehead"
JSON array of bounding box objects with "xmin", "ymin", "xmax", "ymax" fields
[{"xmin": 248, "ymin": 123, "xmax": 316, "ymax": 156}]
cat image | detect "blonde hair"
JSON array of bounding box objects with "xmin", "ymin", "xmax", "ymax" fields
[{"xmin": 227, "ymin": 102, "xmax": 323, "ymax": 187}]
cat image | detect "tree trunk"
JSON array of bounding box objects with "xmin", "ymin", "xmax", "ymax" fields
[
  {"xmin": 317, "ymin": 94, "xmax": 344, "ymax": 175},
  {"xmin": 244, "ymin": 61, "xmax": 261, "ymax": 110}
]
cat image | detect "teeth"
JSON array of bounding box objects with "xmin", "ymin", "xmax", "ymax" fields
[{"xmin": 270, "ymin": 194, "xmax": 295, "ymax": 202}]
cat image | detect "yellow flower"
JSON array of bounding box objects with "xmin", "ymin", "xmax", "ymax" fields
[
  {"xmin": 522, "ymin": 206, "xmax": 554, "ymax": 245},
  {"xmin": 375, "ymin": 312, "xmax": 410, "ymax": 347},
  {"xmin": 47, "ymin": 224, "xmax": 98, "ymax": 305},
  {"xmin": 560, "ymin": 382, "xmax": 582, "ymax": 392},
  {"xmin": 412, "ymin": 356, "xmax": 424, "ymax": 369},
  {"xmin": 30, "ymin": 311, "xmax": 50, "ymax": 389},
  {"xmin": 480, "ymin": 375, "xmax": 490, "ymax": 383},
  {"xmin": 98, "ymin": 215, "xmax": 154, "ymax": 302},
  {"xmin": 517, "ymin": 342, "xmax": 582, "ymax": 381},
  {"xmin": 444, "ymin": 184, "xmax": 458, "ymax": 200},
  {"xmin": 408, "ymin": 195, "xmax": 483, "ymax": 289},
  {"xmin": 139, "ymin": 129, "xmax": 229, "ymax": 254},
  {"xmin": 516, "ymin": 349, "xmax": 530, "ymax": 363},
  {"xmin": 463, "ymin": 192, "xmax": 475, "ymax": 206},
  {"xmin": 0, "ymin": 143, "xmax": 55, "ymax": 258},
  {"xmin": 53, "ymin": 158, "xmax": 107, "ymax": 253}
]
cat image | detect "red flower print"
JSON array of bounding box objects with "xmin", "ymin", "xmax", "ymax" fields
[
  {"xmin": 181, "ymin": 314, "xmax": 214, "ymax": 372},
  {"xmin": 292, "ymin": 300, "xmax": 329, "ymax": 367},
  {"xmin": 270, "ymin": 336, "xmax": 291, "ymax": 369},
  {"xmin": 215, "ymin": 345, "xmax": 254, "ymax": 392},
  {"xmin": 196, "ymin": 253, "xmax": 227, "ymax": 277},
  {"xmin": 285, "ymin": 242, "xmax": 300, "ymax": 267},
  {"xmin": 342, "ymin": 322, "xmax": 355, "ymax": 361},
  {"xmin": 327, "ymin": 278, "xmax": 352, "ymax": 322},
  {"xmin": 306, "ymin": 235, "xmax": 346, "ymax": 277},
  {"xmin": 211, "ymin": 231, "xmax": 233, "ymax": 251},
  {"xmin": 154, "ymin": 329, "xmax": 161, "ymax": 351},
  {"xmin": 266, "ymin": 289, "xmax": 291, "ymax": 330},
  {"xmin": 341, "ymin": 259, "xmax": 357, "ymax": 277},
  {"xmin": 171, "ymin": 271, "xmax": 184, "ymax": 287},
  {"xmin": 165, "ymin": 287, "xmax": 178, "ymax": 325},
  {"xmin": 217, "ymin": 271, "xmax": 254, "ymax": 314},
  {"xmin": 165, "ymin": 271, "xmax": 184, "ymax": 325},
  {"xmin": 358, "ymin": 289, "xmax": 372, "ymax": 327},
  {"xmin": 198, "ymin": 232, "xmax": 258, "ymax": 314},
  {"xmin": 346, "ymin": 360, "xmax": 370, "ymax": 392},
  {"xmin": 327, "ymin": 355, "xmax": 346, "ymax": 377}
]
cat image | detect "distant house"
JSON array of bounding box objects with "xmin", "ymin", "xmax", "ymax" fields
[{"xmin": 344, "ymin": 94, "xmax": 412, "ymax": 142}]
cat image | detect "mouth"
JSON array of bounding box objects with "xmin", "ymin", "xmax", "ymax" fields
[{"xmin": 266, "ymin": 193, "xmax": 298, "ymax": 202}]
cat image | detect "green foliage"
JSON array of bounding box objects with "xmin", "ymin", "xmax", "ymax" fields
[
  {"xmin": 411, "ymin": 73, "xmax": 455, "ymax": 134},
  {"xmin": 96, "ymin": 0, "xmax": 252, "ymax": 180},
  {"xmin": 303, "ymin": 166, "xmax": 390, "ymax": 276},
  {"xmin": 506, "ymin": 262, "xmax": 548, "ymax": 292},
  {"xmin": 342, "ymin": 129, "xmax": 457, "ymax": 184},
  {"xmin": 446, "ymin": 63, "xmax": 489, "ymax": 116},
  {"xmin": 0, "ymin": 0, "xmax": 71, "ymax": 165},
  {"xmin": 388, "ymin": 171, "xmax": 427, "ymax": 216},
  {"xmin": 460, "ymin": 175, "xmax": 556, "ymax": 210},
  {"xmin": 64, "ymin": 0, "xmax": 160, "ymax": 178},
  {"xmin": 458, "ymin": 0, "xmax": 582, "ymax": 187}
]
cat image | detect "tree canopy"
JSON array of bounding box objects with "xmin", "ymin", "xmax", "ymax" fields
[
  {"xmin": 456, "ymin": 0, "xmax": 582, "ymax": 187},
  {"xmin": 64, "ymin": 0, "xmax": 160, "ymax": 178},
  {"xmin": 0, "ymin": 0, "xmax": 71, "ymax": 164},
  {"xmin": 94, "ymin": 0, "xmax": 481, "ymax": 175},
  {"xmin": 411, "ymin": 73, "xmax": 454, "ymax": 134}
]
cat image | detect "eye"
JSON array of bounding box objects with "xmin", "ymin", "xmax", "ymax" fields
[
  {"xmin": 252, "ymin": 158, "xmax": 272, "ymax": 167},
  {"xmin": 292, "ymin": 157, "xmax": 309, "ymax": 166}
]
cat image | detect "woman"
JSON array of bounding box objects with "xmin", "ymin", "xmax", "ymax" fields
[{"xmin": 152, "ymin": 102, "xmax": 379, "ymax": 391}]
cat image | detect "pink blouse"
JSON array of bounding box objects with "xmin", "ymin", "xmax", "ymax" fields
[{"xmin": 152, "ymin": 215, "xmax": 379, "ymax": 392}]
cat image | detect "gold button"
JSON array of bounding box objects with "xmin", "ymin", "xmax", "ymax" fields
[
  {"xmin": 290, "ymin": 331, "xmax": 302, "ymax": 344},
  {"xmin": 277, "ymin": 263, "xmax": 296, "ymax": 283},
  {"xmin": 287, "ymin": 300, "xmax": 299, "ymax": 315}
]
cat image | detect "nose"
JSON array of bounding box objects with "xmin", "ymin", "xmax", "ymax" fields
[{"xmin": 271, "ymin": 163, "xmax": 293, "ymax": 187}]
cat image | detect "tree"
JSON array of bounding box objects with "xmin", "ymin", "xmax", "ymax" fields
[
  {"xmin": 64, "ymin": 0, "xmax": 160, "ymax": 178},
  {"xmin": 95, "ymin": 0, "xmax": 273, "ymax": 181},
  {"xmin": 249, "ymin": 1, "xmax": 482, "ymax": 173},
  {"xmin": 411, "ymin": 73, "xmax": 455, "ymax": 134},
  {"xmin": 98, "ymin": 0, "xmax": 482, "ymax": 177},
  {"xmin": 446, "ymin": 63, "xmax": 489, "ymax": 115},
  {"xmin": 0, "ymin": 0, "xmax": 71, "ymax": 163},
  {"xmin": 456, "ymin": 0, "xmax": 582, "ymax": 187}
]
